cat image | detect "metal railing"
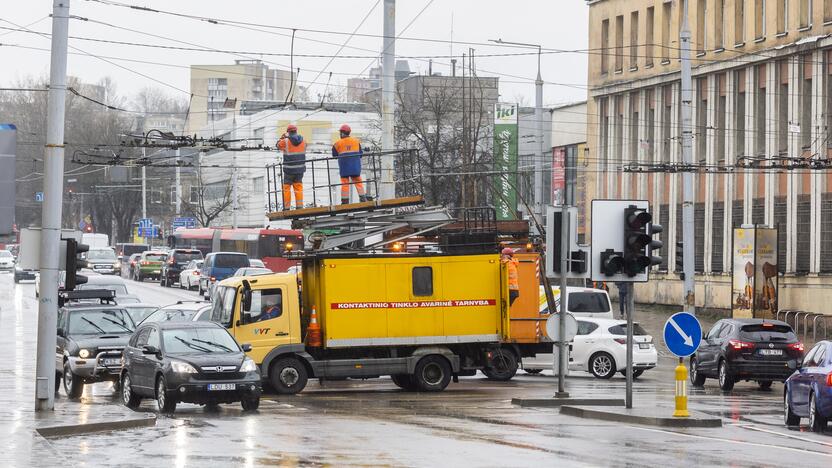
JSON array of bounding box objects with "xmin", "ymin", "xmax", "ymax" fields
[
  {"xmin": 266, "ymin": 148, "xmax": 423, "ymax": 212},
  {"xmin": 776, "ymin": 309, "xmax": 830, "ymax": 343}
]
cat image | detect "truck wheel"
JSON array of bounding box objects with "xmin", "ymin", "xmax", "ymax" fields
[
  {"xmin": 482, "ymin": 349, "xmax": 518, "ymax": 381},
  {"xmin": 63, "ymin": 361, "xmax": 84, "ymax": 399},
  {"xmin": 413, "ymin": 355, "xmax": 452, "ymax": 392},
  {"xmin": 269, "ymin": 357, "xmax": 308, "ymax": 394},
  {"xmin": 391, "ymin": 374, "xmax": 418, "ymax": 391}
]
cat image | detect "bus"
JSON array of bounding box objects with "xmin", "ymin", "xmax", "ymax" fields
[{"xmin": 168, "ymin": 227, "xmax": 302, "ymax": 273}]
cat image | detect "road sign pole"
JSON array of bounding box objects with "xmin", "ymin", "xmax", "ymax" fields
[
  {"xmin": 557, "ymin": 202, "xmax": 570, "ymax": 398},
  {"xmin": 625, "ymin": 282, "xmax": 634, "ymax": 409}
]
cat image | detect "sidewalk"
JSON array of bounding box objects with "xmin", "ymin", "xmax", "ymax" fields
[{"xmin": 0, "ymin": 279, "xmax": 153, "ymax": 466}]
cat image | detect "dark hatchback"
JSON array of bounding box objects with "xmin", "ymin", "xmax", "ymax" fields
[
  {"xmin": 691, "ymin": 319, "xmax": 804, "ymax": 391},
  {"xmin": 121, "ymin": 321, "xmax": 261, "ymax": 413},
  {"xmin": 161, "ymin": 249, "xmax": 203, "ymax": 288}
]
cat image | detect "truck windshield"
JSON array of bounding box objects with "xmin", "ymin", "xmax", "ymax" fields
[
  {"xmin": 87, "ymin": 249, "xmax": 116, "ymax": 261},
  {"xmin": 568, "ymin": 292, "xmax": 611, "ymax": 313},
  {"xmin": 68, "ymin": 309, "xmax": 135, "ymax": 335}
]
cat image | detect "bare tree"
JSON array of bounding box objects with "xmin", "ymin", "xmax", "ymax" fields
[{"xmin": 181, "ymin": 167, "xmax": 233, "ymax": 227}]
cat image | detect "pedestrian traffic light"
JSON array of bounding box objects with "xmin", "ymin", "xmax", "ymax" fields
[
  {"xmin": 64, "ymin": 238, "xmax": 88, "ymax": 291},
  {"xmin": 622, "ymin": 206, "xmax": 662, "ymax": 277},
  {"xmin": 600, "ymin": 249, "xmax": 625, "ymax": 276}
]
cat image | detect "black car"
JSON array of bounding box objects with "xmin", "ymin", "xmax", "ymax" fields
[
  {"xmin": 56, "ymin": 302, "xmax": 136, "ymax": 398},
  {"xmin": 121, "ymin": 321, "xmax": 261, "ymax": 413},
  {"xmin": 690, "ymin": 319, "xmax": 804, "ymax": 391},
  {"xmin": 161, "ymin": 249, "xmax": 203, "ymax": 288}
]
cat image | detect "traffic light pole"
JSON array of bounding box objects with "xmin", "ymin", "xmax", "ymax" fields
[
  {"xmin": 680, "ymin": 0, "xmax": 696, "ymax": 315},
  {"xmin": 625, "ymin": 282, "xmax": 634, "ymax": 408},
  {"xmin": 556, "ymin": 201, "xmax": 569, "ymax": 398},
  {"xmin": 35, "ymin": 0, "xmax": 70, "ymax": 411}
]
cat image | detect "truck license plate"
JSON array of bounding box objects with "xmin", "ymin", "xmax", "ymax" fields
[
  {"xmin": 759, "ymin": 349, "xmax": 782, "ymax": 356},
  {"xmin": 207, "ymin": 383, "xmax": 235, "ymax": 391}
]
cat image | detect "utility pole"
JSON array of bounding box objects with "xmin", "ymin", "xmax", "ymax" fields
[
  {"xmin": 231, "ymin": 152, "xmax": 238, "ymax": 228},
  {"xmin": 35, "ymin": 0, "xmax": 70, "ymax": 412},
  {"xmin": 557, "ymin": 201, "xmax": 570, "ymax": 398},
  {"xmin": 141, "ymin": 148, "xmax": 147, "ymax": 220},
  {"xmin": 680, "ymin": 0, "xmax": 695, "ymax": 315},
  {"xmin": 175, "ymin": 148, "xmax": 181, "ymax": 217},
  {"xmin": 380, "ymin": 0, "xmax": 396, "ymax": 200}
]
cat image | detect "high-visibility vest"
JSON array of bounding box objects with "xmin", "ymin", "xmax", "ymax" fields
[
  {"xmin": 504, "ymin": 258, "xmax": 520, "ymax": 291},
  {"xmin": 278, "ymin": 134, "xmax": 307, "ymax": 175},
  {"xmin": 332, "ymin": 136, "xmax": 363, "ymax": 177}
]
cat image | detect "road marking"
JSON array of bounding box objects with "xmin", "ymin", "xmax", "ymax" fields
[
  {"xmin": 735, "ymin": 423, "xmax": 832, "ymax": 448},
  {"xmin": 629, "ymin": 425, "xmax": 832, "ymax": 458},
  {"xmin": 668, "ymin": 318, "xmax": 693, "ymax": 347}
]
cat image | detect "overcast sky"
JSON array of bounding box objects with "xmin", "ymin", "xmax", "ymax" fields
[{"xmin": 0, "ymin": 0, "xmax": 589, "ymax": 107}]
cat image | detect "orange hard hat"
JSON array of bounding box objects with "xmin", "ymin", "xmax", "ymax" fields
[
  {"xmin": 287, "ymin": 124, "xmax": 297, "ymax": 132},
  {"xmin": 501, "ymin": 247, "xmax": 514, "ymax": 256},
  {"xmin": 339, "ymin": 124, "xmax": 351, "ymax": 134}
]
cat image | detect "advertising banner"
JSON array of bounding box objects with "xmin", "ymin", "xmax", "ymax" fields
[
  {"xmin": 731, "ymin": 227, "xmax": 778, "ymax": 319},
  {"xmin": 493, "ymin": 103, "xmax": 518, "ymax": 220},
  {"xmin": 0, "ymin": 124, "xmax": 16, "ymax": 235},
  {"xmin": 552, "ymin": 147, "xmax": 566, "ymax": 205}
]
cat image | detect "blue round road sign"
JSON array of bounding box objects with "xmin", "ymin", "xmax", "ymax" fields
[{"xmin": 663, "ymin": 312, "xmax": 702, "ymax": 357}]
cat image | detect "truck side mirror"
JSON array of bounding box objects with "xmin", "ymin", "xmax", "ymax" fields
[{"xmin": 241, "ymin": 279, "xmax": 252, "ymax": 312}]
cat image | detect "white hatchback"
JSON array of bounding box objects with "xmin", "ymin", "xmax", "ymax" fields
[{"xmin": 570, "ymin": 318, "xmax": 658, "ymax": 379}]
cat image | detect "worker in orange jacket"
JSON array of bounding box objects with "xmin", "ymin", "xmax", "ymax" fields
[
  {"xmin": 278, "ymin": 124, "xmax": 306, "ymax": 210},
  {"xmin": 332, "ymin": 124, "xmax": 371, "ymax": 204},
  {"xmin": 502, "ymin": 247, "xmax": 520, "ymax": 306}
]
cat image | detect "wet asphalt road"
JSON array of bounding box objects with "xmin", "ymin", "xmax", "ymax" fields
[{"xmin": 2, "ymin": 272, "xmax": 832, "ymax": 467}]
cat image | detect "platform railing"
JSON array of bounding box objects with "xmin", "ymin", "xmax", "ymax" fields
[{"xmin": 776, "ymin": 309, "xmax": 830, "ymax": 343}]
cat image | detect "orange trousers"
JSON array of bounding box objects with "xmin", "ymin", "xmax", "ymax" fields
[
  {"xmin": 340, "ymin": 176, "xmax": 365, "ymax": 200},
  {"xmin": 282, "ymin": 181, "xmax": 303, "ymax": 209}
]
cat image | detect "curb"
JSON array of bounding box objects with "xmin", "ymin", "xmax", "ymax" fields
[
  {"xmin": 559, "ymin": 405, "xmax": 722, "ymax": 428},
  {"xmin": 512, "ymin": 398, "xmax": 625, "ymax": 408},
  {"xmin": 36, "ymin": 414, "xmax": 157, "ymax": 438}
]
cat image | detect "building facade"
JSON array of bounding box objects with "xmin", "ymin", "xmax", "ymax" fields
[
  {"xmin": 587, "ymin": 0, "xmax": 832, "ymax": 312},
  {"xmin": 550, "ymin": 102, "xmax": 589, "ymax": 239},
  {"xmin": 187, "ymin": 60, "xmax": 297, "ymax": 134}
]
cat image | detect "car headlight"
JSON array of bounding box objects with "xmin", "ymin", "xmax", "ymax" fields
[
  {"xmin": 240, "ymin": 358, "xmax": 257, "ymax": 373},
  {"xmin": 113, "ymin": 262, "xmax": 121, "ymax": 268},
  {"xmin": 79, "ymin": 349, "xmax": 90, "ymax": 358},
  {"xmin": 170, "ymin": 360, "xmax": 198, "ymax": 373}
]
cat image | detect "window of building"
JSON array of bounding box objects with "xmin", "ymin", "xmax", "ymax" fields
[
  {"xmin": 189, "ymin": 186, "xmax": 199, "ymax": 203},
  {"xmin": 735, "ymin": 0, "xmax": 746, "ymax": 44},
  {"xmin": 714, "ymin": 0, "xmax": 726, "ymax": 49},
  {"xmin": 755, "ymin": 65, "xmax": 767, "ymax": 156},
  {"xmin": 826, "ymin": 0, "xmax": 832, "ymax": 23},
  {"xmin": 801, "ymin": 56, "xmax": 812, "ymax": 151},
  {"xmin": 800, "ymin": 0, "xmax": 813, "ymax": 28},
  {"xmin": 662, "ymin": 1, "xmax": 671, "ymax": 63},
  {"xmin": 412, "ymin": 267, "xmax": 433, "ymax": 296},
  {"xmin": 735, "ymin": 69, "xmax": 747, "ymax": 160},
  {"xmin": 170, "ymin": 185, "xmax": 177, "ymax": 205},
  {"xmin": 601, "ymin": 19, "xmax": 610, "ymax": 74},
  {"xmin": 755, "ymin": 0, "xmax": 767, "ymax": 39},
  {"xmin": 630, "ymin": 11, "xmax": 639, "ymax": 70},
  {"xmin": 778, "ymin": 0, "xmax": 790, "ymax": 33},
  {"xmin": 646, "ymin": 7, "xmax": 655, "ymax": 66},
  {"xmin": 207, "ymin": 78, "xmax": 229, "ymax": 122},
  {"xmin": 615, "ymin": 15, "xmax": 624, "ymax": 72},
  {"xmin": 777, "ymin": 61, "xmax": 789, "ymax": 155},
  {"xmin": 697, "ymin": 0, "xmax": 707, "ymax": 55}
]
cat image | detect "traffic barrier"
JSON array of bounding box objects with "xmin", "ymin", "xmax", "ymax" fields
[
  {"xmin": 306, "ymin": 306, "xmax": 322, "ymax": 347},
  {"xmin": 672, "ymin": 359, "xmax": 689, "ymax": 418}
]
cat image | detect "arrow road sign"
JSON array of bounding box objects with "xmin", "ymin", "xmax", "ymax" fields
[{"xmin": 663, "ymin": 312, "xmax": 702, "ymax": 357}]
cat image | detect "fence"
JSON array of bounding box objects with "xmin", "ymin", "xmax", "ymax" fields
[{"xmin": 776, "ymin": 309, "xmax": 830, "ymax": 343}]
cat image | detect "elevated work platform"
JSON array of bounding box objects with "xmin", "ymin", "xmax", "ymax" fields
[{"xmin": 267, "ymin": 195, "xmax": 424, "ymax": 221}]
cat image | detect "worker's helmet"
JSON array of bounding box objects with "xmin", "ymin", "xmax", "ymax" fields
[
  {"xmin": 501, "ymin": 247, "xmax": 515, "ymax": 256},
  {"xmin": 339, "ymin": 124, "xmax": 352, "ymax": 134},
  {"xmin": 286, "ymin": 124, "xmax": 297, "ymax": 132}
]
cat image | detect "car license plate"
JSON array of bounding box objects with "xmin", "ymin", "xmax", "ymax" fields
[
  {"xmin": 153, "ymin": 270, "xmax": 160, "ymax": 273},
  {"xmin": 638, "ymin": 343, "xmax": 650, "ymax": 349},
  {"xmin": 103, "ymin": 358, "xmax": 121, "ymax": 366},
  {"xmin": 207, "ymin": 383, "xmax": 235, "ymax": 391},
  {"xmin": 759, "ymin": 349, "xmax": 782, "ymax": 356}
]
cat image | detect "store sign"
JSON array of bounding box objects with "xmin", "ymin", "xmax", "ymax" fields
[{"xmin": 493, "ymin": 103, "xmax": 518, "ymax": 220}]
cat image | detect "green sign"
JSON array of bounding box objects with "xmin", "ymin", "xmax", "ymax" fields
[{"xmin": 493, "ymin": 103, "xmax": 519, "ymax": 220}]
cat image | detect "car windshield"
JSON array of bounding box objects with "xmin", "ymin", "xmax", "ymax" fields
[
  {"xmin": 175, "ymin": 252, "xmax": 202, "ymax": 262},
  {"xmin": 142, "ymin": 308, "xmax": 199, "ymax": 324},
  {"xmin": 215, "ymin": 254, "xmax": 249, "ymax": 269},
  {"xmin": 87, "ymin": 249, "xmax": 116, "ymax": 260},
  {"xmin": 124, "ymin": 306, "xmax": 158, "ymax": 323},
  {"xmin": 145, "ymin": 254, "xmax": 166, "ymax": 262},
  {"xmin": 162, "ymin": 327, "xmax": 240, "ymax": 354},
  {"xmin": 77, "ymin": 283, "xmax": 129, "ymax": 295},
  {"xmin": 607, "ymin": 324, "xmax": 648, "ymax": 336},
  {"xmin": 68, "ymin": 309, "xmax": 134, "ymax": 335},
  {"xmin": 568, "ymin": 292, "xmax": 611, "ymax": 313},
  {"xmin": 740, "ymin": 324, "xmax": 796, "ymax": 341},
  {"xmin": 0, "ymin": 250, "xmax": 12, "ymax": 258}
]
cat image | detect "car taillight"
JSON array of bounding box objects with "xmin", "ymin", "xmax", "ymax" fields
[
  {"xmin": 210, "ymin": 276, "xmax": 216, "ymax": 282},
  {"xmin": 728, "ymin": 339, "xmax": 755, "ymax": 351},
  {"xmin": 194, "ymin": 271, "xmax": 200, "ymax": 275},
  {"xmin": 787, "ymin": 342, "xmax": 804, "ymax": 353},
  {"xmin": 827, "ymin": 372, "xmax": 832, "ymax": 387},
  {"xmin": 140, "ymin": 261, "xmax": 148, "ymax": 265},
  {"xmin": 613, "ymin": 338, "xmax": 626, "ymax": 345},
  {"xmin": 168, "ymin": 259, "xmax": 175, "ymax": 265}
]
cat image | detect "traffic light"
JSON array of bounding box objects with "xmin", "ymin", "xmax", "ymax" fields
[
  {"xmin": 675, "ymin": 241, "xmax": 684, "ymax": 278},
  {"xmin": 600, "ymin": 248, "xmax": 624, "ymax": 276},
  {"xmin": 64, "ymin": 238, "xmax": 89, "ymax": 291},
  {"xmin": 622, "ymin": 205, "xmax": 663, "ymax": 277}
]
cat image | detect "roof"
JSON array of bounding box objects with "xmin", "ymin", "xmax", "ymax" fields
[
  {"xmin": 725, "ymin": 318, "xmax": 790, "ymax": 326},
  {"xmin": 218, "ymin": 272, "xmax": 291, "ymax": 288},
  {"xmin": 83, "ymin": 276, "xmax": 126, "ymax": 285},
  {"xmin": 153, "ymin": 320, "xmax": 223, "ymax": 331}
]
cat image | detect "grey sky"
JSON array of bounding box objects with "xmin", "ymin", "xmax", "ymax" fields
[{"xmin": 0, "ymin": 0, "xmax": 588, "ymax": 107}]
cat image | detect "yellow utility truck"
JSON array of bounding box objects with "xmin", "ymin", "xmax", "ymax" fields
[{"xmin": 211, "ymin": 253, "xmax": 523, "ymax": 393}]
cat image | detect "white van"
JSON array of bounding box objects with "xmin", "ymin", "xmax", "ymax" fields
[{"xmin": 539, "ymin": 286, "xmax": 614, "ymax": 319}]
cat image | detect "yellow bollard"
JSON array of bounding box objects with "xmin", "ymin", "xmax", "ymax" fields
[{"xmin": 673, "ymin": 358, "xmax": 690, "ymax": 418}]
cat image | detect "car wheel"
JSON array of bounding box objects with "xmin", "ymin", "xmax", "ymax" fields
[
  {"xmin": 156, "ymin": 375, "xmax": 177, "ymax": 413},
  {"xmin": 809, "ymin": 392, "xmax": 828, "ymax": 433},
  {"xmin": 198, "ymin": 283, "xmax": 204, "ymax": 295},
  {"xmin": 718, "ymin": 360, "xmax": 734, "ymax": 391},
  {"xmin": 390, "ymin": 374, "xmax": 419, "ymax": 391},
  {"xmin": 619, "ymin": 369, "xmax": 645, "ymax": 378},
  {"xmin": 63, "ymin": 361, "xmax": 83, "ymax": 399},
  {"xmin": 54, "ymin": 371, "xmax": 62, "ymax": 395},
  {"xmin": 241, "ymin": 396, "xmax": 260, "ymax": 411},
  {"xmin": 523, "ymin": 369, "xmax": 543, "ymax": 375},
  {"xmin": 690, "ymin": 357, "xmax": 706, "ymax": 387},
  {"xmin": 758, "ymin": 380, "xmax": 773, "ymax": 390},
  {"xmin": 136, "ymin": 273, "xmax": 143, "ymax": 282},
  {"xmin": 589, "ymin": 352, "xmax": 616, "ymax": 379},
  {"xmin": 413, "ymin": 355, "xmax": 452, "ymax": 392},
  {"xmin": 482, "ymin": 348, "xmax": 518, "ymax": 381},
  {"xmin": 122, "ymin": 373, "xmax": 141, "ymax": 409},
  {"xmin": 269, "ymin": 357, "xmax": 309, "ymax": 394},
  {"xmin": 784, "ymin": 388, "xmax": 800, "ymax": 426}
]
